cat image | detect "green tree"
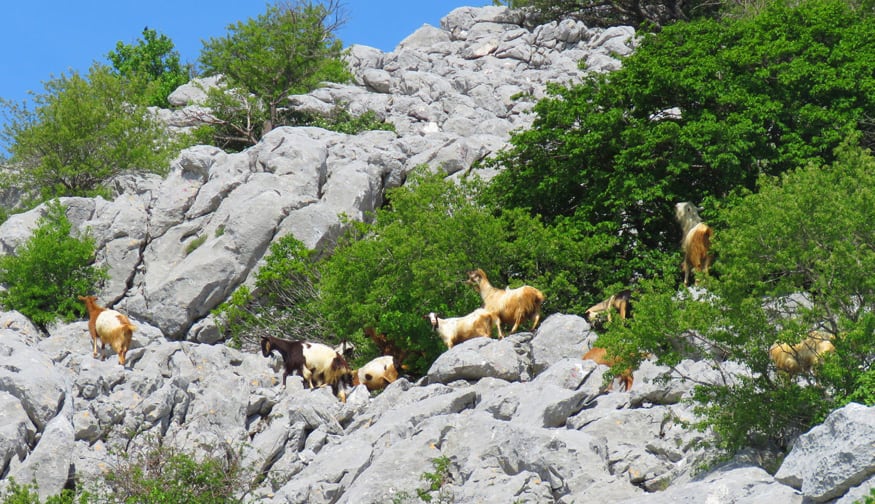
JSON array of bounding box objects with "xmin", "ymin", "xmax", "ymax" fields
[
  {"xmin": 0, "ymin": 64, "xmax": 176, "ymax": 202},
  {"xmin": 492, "ymin": 0, "xmax": 724, "ymax": 29},
  {"xmin": 0, "ymin": 200, "xmax": 107, "ymax": 328},
  {"xmin": 213, "ymin": 234, "xmax": 327, "ymax": 349},
  {"xmin": 108, "ymin": 27, "xmax": 190, "ymax": 107},
  {"xmin": 318, "ymin": 168, "xmax": 609, "ymax": 375},
  {"xmin": 198, "ymin": 0, "xmax": 351, "ymax": 149},
  {"xmin": 485, "ymin": 0, "xmax": 875, "ymax": 287},
  {"xmin": 600, "ymin": 140, "xmax": 875, "ymax": 452}
]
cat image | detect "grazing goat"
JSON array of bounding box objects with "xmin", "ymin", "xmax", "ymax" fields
[
  {"xmin": 425, "ymin": 309, "xmax": 496, "ymax": 349},
  {"xmin": 260, "ymin": 336, "xmax": 353, "ymax": 401},
  {"xmin": 769, "ymin": 330, "xmax": 836, "ymax": 377},
  {"xmin": 78, "ymin": 295, "xmax": 136, "ymax": 366},
  {"xmin": 353, "ymin": 355, "xmax": 401, "ymax": 391},
  {"xmin": 466, "ymin": 268, "xmax": 545, "ymax": 338},
  {"xmin": 582, "ymin": 346, "xmax": 635, "ymax": 392},
  {"xmin": 675, "ymin": 202, "xmax": 714, "ymax": 287},
  {"xmin": 584, "ymin": 289, "xmax": 633, "ymax": 327}
]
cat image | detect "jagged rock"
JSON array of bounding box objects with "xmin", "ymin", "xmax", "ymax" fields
[
  {"xmin": 0, "ymin": 6, "xmax": 866, "ymax": 504},
  {"xmin": 775, "ymin": 402, "xmax": 875, "ymax": 502}
]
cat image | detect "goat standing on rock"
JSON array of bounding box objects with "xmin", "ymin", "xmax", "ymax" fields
[
  {"xmin": 426, "ymin": 309, "xmax": 497, "ymax": 349},
  {"xmin": 675, "ymin": 202, "xmax": 714, "ymax": 287},
  {"xmin": 260, "ymin": 336, "xmax": 353, "ymax": 402},
  {"xmin": 78, "ymin": 295, "xmax": 136, "ymax": 366},
  {"xmin": 466, "ymin": 268, "xmax": 545, "ymax": 338}
]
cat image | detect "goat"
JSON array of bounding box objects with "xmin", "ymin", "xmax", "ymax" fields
[
  {"xmin": 466, "ymin": 268, "xmax": 545, "ymax": 338},
  {"xmin": 352, "ymin": 355, "xmax": 401, "ymax": 391},
  {"xmin": 769, "ymin": 330, "xmax": 836, "ymax": 377},
  {"xmin": 675, "ymin": 202, "xmax": 714, "ymax": 287},
  {"xmin": 425, "ymin": 309, "xmax": 497, "ymax": 349},
  {"xmin": 78, "ymin": 295, "xmax": 136, "ymax": 366},
  {"xmin": 584, "ymin": 289, "xmax": 633, "ymax": 327},
  {"xmin": 582, "ymin": 346, "xmax": 635, "ymax": 392},
  {"xmin": 260, "ymin": 336, "xmax": 353, "ymax": 401},
  {"xmin": 363, "ymin": 326, "xmax": 425, "ymax": 372}
]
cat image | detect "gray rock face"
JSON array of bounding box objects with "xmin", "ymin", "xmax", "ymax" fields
[
  {"xmin": 0, "ymin": 310, "xmax": 869, "ymax": 502},
  {"xmin": 0, "ymin": 6, "xmax": 636, "ymax": 341},
  {"xmin": 775, "ymin": 402, "xmax": 875, "ymax": 502},
  {"xmin": 0, "ymin": 6, "xmax": 870, "ymax": 503}
]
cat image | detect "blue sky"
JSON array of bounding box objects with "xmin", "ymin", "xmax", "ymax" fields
[{"xmin": 0, "ymin": 1, "xmax": 486, "ymax": 107}]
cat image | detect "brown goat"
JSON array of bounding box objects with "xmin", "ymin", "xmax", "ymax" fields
[
  {"xmin": 260, "ymin": 336, "xmax": 353, "ymax": 401},
  {"xmin": 466, "ymin": 268, "xmax": 545, "ymax": 338},
  {"xmin": 78, "ymin": 295, "xmax": 136, "ymax": 366},
  {"xmin": 363, "ymin": 327, "xmax": 425, "ymax": 372},
  {"xmin": 769, "ymin": 330, "xmax": 836, "ymax": 377},
  {"xmin": 584, "ymin": 289, "xmax": 633, "ymax": 327},
  {"xmin": 675, "ymin": 202, "xmax": 714, "ymax": 287},
  {"xmin": 582, "ymin": 346, "xmax": 634, "ymax": 392}
]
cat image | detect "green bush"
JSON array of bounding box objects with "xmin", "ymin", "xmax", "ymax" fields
[
  {"xmin": 213, "ymin": 234, "xmax": 327, "ymax": 349},
  {"xmin": 0, "ymin": 200, "xmax": 107, "ymax": 328},
  {"xmin": 0, "ymin": 478, "xmax": 84, "ymax": 504},
  {"xmin": 601, "ymin": 140, "xmax": 875, "ymax": 452},
  {"xmin": 318, "ymin": 167, "xmax": 609, "ymax": 374},
  {"xmin": 108, "ymin": 27, "xmax": 190, "ymax": 108},
  {"xmin": 486, "ymin": 0, "xmax": 875, "ymax": 287},
  {"xmin": 99, "ymin": 436, "xmax": 248, "ymax": 504},
  {"xmin": 199, "ymin": 1, "xmax": 351, "ymax": 150}
]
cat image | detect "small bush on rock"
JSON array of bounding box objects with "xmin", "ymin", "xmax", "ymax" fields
[{"xmin": 0, "ymin": 200, "xmax": 107, "ymax": 328}]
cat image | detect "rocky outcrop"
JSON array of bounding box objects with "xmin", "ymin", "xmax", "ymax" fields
[
  {"xmin": 0, "ymin": 7, "xmax": 636, "ymax": 342},
  {"xmin": 1, "ymin": 310, "xmax": 871, "ymax": 502},
  {"xmin": 1, "ymin": 5, "xmax": 872, "ymax": 503}
]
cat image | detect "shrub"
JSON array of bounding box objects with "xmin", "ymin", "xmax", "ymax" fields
[
  {"xmin": 318, "ymin": 167, "xmax": 608, "ymax": 374},
  {"xmin": 602, "ymin": 140, "xmax": 875, "ymax": 452},
  {"xmin": 0, "ymin": 200, "xmax": 107, "ymax": 328},
  {"xmin": 213, "ymin": 234, "xmax": 327, "ymax": 349},
  {"xmin": 99, "ymin": 436, "xmax": 248, "ymax": 504}
]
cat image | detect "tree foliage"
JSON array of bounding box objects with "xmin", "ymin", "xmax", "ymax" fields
[
  {"xmin": 213, "ymin": 235, "xmax": 327, "ymax": 350},
  {"xmin": 198, "ymin": 0, "xmax": 351, "ymax": 149},
  {"xmin": 0, "ymin": 200, "xmax": 107, "ymax": 328},
  {"xmin": 318, "ymin": 168, "xmax": 609, "ymax": 375},
  {"xmin": 107, "ymin": 27, "xmax": 190, "ymax": 107},
  {"xmin": 485, "ymin": 0, "xmax": 875, "ymax": 287},
  {"xmin": 0, "ymin": 64, "xmax": 176, "ymax": 202},
  {"xmin": 494, "ymin": 0, "xmax": 724, "ymax": 29},
  {"xmin": 599, "ymin": 141, "xmax": 875, "ymax": 451}
]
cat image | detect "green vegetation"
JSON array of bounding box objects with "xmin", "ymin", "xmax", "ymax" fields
[
  {"xmin": 0, "ymin": 200, "xmax": 107, "ymax": 328},
  {"xmin": 0, "ymin": 437, "xmax": 248, "ymax": 504},
  {"xmin": 214, "ymin": 234, "xmax": 327, "ymax": 349},
  {"xmin": 391, "ymin": 455, "xmax": 455, "ymax": 504},
  {"xmin": 485, "ymin": 0, "xmax": 875, "ymax": 291},
  {"xmin": 108, "ymin": 27, "xmax": 191, "ymax": 108},
  {"xmin": 600, "ymin": 141, "xmax": 875, "ymax": 451},
  {"xmin": 198, "ymin": 0, "xmax": 351, "ymax": 150},
  {"xmin": 0, "ymin": 64, "xmax": 177, "ymax": 204},
  {"xmin": 492, "ymin": 0, "xmax": 724, "ymax": 28},
  {"xmin": 0, "ymin": 479, "xmax": 84, "ymax": 504}
]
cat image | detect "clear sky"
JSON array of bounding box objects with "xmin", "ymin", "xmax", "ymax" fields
[{"xmin": 0, "ymin": 1, "xmax": 487, "ymax": 107}]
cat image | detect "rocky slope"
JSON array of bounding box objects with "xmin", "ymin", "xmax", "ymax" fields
[{"xmin": 0, "ymin": 5, "xmax": 872, "ymax": 503}]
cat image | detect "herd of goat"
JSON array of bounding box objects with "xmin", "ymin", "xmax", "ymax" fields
[{"xmin": 75, "ymin": 202, "xmax": 836, "ymax": 400}]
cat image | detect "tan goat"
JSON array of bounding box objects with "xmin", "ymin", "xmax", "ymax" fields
[
  {"xmin": 78, "ymin": 295, "xmax": 136, "ymax": 366},
  {"xmin": 769, "ymin": 330, "xmax": 836, "ymax": 377},
  {"xmin": 466, "ymin": 268, "xmax": 545, "ymax": 338}
]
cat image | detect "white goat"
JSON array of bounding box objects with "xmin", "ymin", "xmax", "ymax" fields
[{"xmin": 425, "ymin": 309, "xmax": 497, "ymax": 349}]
